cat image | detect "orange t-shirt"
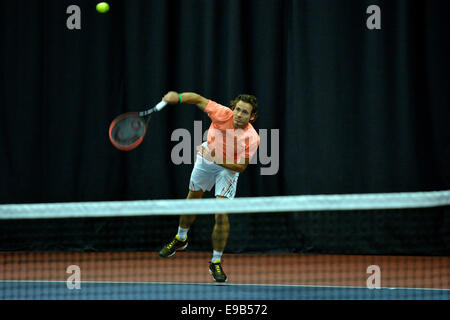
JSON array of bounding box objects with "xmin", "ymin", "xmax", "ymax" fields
[{"xmin": 204, "ymin": 100, "xmax": 259, "ymax": 164}]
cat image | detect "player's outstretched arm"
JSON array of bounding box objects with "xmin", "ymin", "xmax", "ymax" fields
[{"xmin": 163, "ymin": 91, "xmax": 209, "ymax": 111}]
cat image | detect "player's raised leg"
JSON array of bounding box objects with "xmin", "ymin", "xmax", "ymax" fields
[{"xmin": 159, "ymin": 190, "xmax": 203, "ymax": 258}]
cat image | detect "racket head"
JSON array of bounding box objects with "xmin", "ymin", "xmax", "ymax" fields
[{"xmin": 108, "ymin": 112, "xmax": 149, "ymax": 151}]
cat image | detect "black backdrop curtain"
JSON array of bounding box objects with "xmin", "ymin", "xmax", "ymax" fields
[{"xmin": 1, "ymin": 0, "xmax": 449, "ymax": 254}]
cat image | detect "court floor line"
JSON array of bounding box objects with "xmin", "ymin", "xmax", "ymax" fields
[{"xmin": 1, "ymin": 279, "xmax": 448, "ymax": 292}]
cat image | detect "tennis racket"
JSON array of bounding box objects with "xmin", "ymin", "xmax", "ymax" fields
[{"xmin": 109, "ymin": 100, "xmax": 168, "ymax": 151}]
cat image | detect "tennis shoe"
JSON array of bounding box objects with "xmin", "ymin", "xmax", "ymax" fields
[
  {"xmin": 209, "ymin": 261, "xmax": 227, "ymax": 282},
  {"xmin": 159, "ymin": 236, "xmax": 188, "ymax": 258}
]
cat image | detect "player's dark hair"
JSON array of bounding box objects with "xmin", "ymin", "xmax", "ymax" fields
[{"xmin": 230, "ymin": 94, "xmax": 258, "ymax": 123}]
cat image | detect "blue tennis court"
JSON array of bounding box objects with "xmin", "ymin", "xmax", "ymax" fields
[{"xmin": 1, "ymin": 281, "xmax": 448, "ymax": 300}]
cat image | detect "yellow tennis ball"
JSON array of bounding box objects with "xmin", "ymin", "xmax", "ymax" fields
[{"xmin": 96, "ymin": 2, "xmax": 110, "ymax": 13}]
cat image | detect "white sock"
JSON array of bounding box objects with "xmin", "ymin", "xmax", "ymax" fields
[
  {"xmin": 212, "ymin": 250, "xmax": 223, "ymax": 263},
  {"xmin": 176, "ymin": 227, "xmax": 189, "ymax": 241}
]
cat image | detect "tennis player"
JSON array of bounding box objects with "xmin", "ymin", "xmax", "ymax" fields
[{"xmin": 159, "ymin": 91, "xmax": 260, "ymax": 282}]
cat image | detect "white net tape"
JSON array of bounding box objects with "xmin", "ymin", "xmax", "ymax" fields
[{"xmin": 0, "ymin": 190, "xmax": 449, "ymax": 219}]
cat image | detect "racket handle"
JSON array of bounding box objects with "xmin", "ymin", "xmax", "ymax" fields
[{"xmin": 155, "ymin": 100, "xmax": 168, "ymax": 111}]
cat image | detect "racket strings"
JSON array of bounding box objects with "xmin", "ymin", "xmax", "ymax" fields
[{"xmin": 110, "ymin": 115, "xmax": 147, "ymax": 146}]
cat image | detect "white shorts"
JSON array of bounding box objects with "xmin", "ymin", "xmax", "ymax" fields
[{"xmin": 189, "ymin": 144, "xmax": 240, "ymax": 199}]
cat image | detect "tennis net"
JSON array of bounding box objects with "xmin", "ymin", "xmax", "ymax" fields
[{"xmin": 0, "ymin": 190, "xmax": 449, "ymax": 300}]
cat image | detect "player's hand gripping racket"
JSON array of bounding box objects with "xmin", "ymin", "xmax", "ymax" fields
[{"xmin": 109, "ymin": 100, "xmax": 168, "ymax": 151}]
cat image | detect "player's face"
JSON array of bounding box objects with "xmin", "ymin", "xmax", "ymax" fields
[{"xmin": 232, "ymin": 101, "xmax": 254, "ymax": 129}]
